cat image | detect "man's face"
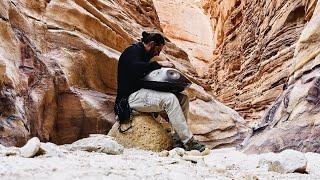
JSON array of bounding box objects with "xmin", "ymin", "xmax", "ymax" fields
[{"xmin": 147, "ymin": 42, "xmax": 164, "ymax": 59}]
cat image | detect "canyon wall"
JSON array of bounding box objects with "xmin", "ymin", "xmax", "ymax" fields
[
  {"xmin": 0, "ymin": 0, "xmax": 248, "ymax": 148},
  {"xmin": 153, "ymin": 0, "xmax": 214, "ymax": 76},
  {"xmin": 203, "ymin": 0, "xmax": 317, "ymax": 126},
  {"xmin": 243, "ymin": 0, "xmax": 320, "ymax": 153},
  {"xmin": 201, "ymin": 0, "xmax": 320, "ymax": 152},
  {"xmin": 0, "ymin": 0, "xmax": 159, "ymax": 146}
]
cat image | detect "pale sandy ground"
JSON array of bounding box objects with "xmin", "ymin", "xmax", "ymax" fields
[{"xmin": 0, "ymin": 147, "xmax": 318, "ymax": 180}]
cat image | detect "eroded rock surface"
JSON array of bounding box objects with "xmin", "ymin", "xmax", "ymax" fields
[
  {"xmin": 203, "ymin": 0, "xmax": 318, "ymax": 125},
  {"xmin": 242, "ymin": 1, "xmax": 320, "ymax": 153},
  {"xmin": 0, "ymin": 0, "xmax": 248, "ymax": 148},
  {"xmin": 64, "ymin": 134, "xmax": 124, "ymax": 155},
  {"xmin": 154, "ymin": 0, "xmax": 214, "ymax": 76},
  {"xmin": 108, "ymin": 115, "xmax": 173, "ymax": 152},
  {"xmin": 19, "ymin": 137, "xmax": 40, "ymax": 158},
  {"xmin": 186, "ymin": 84, "xmax": 250, "ymax": 148}
]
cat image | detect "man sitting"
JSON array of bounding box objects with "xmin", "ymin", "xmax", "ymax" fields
[{"xmin": 114, "ymin": 31, "xmax": 206, "ymax": 152}]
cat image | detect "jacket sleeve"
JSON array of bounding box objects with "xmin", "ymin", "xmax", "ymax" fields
[{"xmin": 123, "ymin": 48, "xmax": 162, "ymax": 79}]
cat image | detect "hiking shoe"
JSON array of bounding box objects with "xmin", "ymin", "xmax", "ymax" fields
[
  {"xmin": 172, "ymin": 133, "xmax": 184, "ymax": 148},
  {"xmin": 184, "ymin": 137, "xmax": 206, "ymax": 152}
]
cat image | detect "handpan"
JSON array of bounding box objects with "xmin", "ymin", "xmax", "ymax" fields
[{"xmin": 141, "ymin": 68, "xmax": 191, "ymax": 93}]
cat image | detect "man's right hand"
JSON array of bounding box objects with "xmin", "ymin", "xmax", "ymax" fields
[{"xmin": 157, "ymin": 60, "xmax": 175, "ymax": 68}]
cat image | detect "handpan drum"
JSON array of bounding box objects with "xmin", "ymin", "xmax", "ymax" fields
[{"xmin": 141, "ymin": 68, "xmax": 191, "ymax": 93}]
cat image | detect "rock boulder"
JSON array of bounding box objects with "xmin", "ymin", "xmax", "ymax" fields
[{"xmin": 108, "ymin": 115, "xmax": 173, "ymax": 152}]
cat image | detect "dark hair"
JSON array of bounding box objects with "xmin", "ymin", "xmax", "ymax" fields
[{"xmin": 141, "ymin": 31, "xmax": 165, "ymax": 46}]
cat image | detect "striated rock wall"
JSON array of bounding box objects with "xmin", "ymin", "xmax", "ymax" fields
[
  {"xmin": 0, "ymin": 0, "xmax": 165, "ymax": 146},
  {"xmin": 203, "ymin": 0, "xmax": 317, "ymax": 125},
  {"xmin": 243, "ymin": 0, "xmax": 320, "ymax": 153},
  {"xmin": 0, "ymin": 0, "xmax": 248, "ymax": 148}
]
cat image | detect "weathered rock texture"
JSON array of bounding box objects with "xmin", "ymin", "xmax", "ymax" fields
[
  {"xmin": 185, "ymin": 84, "xmax": 249, "ymax": 149},
  {"xmin": 0, "ymin": 0, "xmax": 249, "ymax": 148},
  {"xmin": 108, "ymin": 115, "xmax": 173, "ymax": 152},
  {"xmin": 242, "ymin": 0, "xmax": 320, "ymax": 153},
  {"xmin": 64, "ymin": 134, "xmax": 124, "ymax": 155},
  {"xmin": 0, "ymin": 0, "xmax": 177, "ymax": 146},
  {"xmin": 154, "ymin": 0, "xmax": 214, "ymax": 76},
  {"xmin": 19, "ymin": 137, "xmax": 40, "ymax": 158},
  {"xmin": 203, "ymin": 0, "xmax": 318, "ymax": 125}
]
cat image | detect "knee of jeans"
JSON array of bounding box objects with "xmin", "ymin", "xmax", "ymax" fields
[{"xmin": 164, "ymin": 93, "xmax": 179, "ymax": 106}]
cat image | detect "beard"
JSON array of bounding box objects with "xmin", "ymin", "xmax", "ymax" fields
[{"xmin": 146, "ymin": 46, "xmax": 157, "ymax": 60}]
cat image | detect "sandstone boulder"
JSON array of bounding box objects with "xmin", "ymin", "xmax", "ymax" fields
[
  {"xmin": 64, "ymin": 134, "xmax": 124, "ymax": 155},
  {"xmin": 108, "ymin": 115, "xmax": 173, "ymax": 152},
  {"xmin": 185, "ymin": 84, "xmax": 250, "ymax": 148}
]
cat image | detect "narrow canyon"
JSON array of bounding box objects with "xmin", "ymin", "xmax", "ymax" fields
[{"xmin": 0, "ymin": 0, "xmax": 320, "ymax": 179}]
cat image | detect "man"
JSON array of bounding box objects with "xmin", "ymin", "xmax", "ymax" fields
[{"xmin": 114, "ymin": 31, "xmax": 206, "ymax": 152}]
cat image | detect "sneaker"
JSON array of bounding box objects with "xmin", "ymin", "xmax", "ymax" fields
[{"xmin": 184, "ymin": 137, "xmax": 206, "ymax": 152}]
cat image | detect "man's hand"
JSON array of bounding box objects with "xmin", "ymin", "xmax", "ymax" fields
[{"xmin": 157, "ymin": 60, "xmax": 175, "ymax": 68}]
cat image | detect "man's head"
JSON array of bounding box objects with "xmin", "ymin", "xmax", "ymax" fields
[{"xmin": 141, "ymin": 31, "xmax": 165, "ymax": 59}]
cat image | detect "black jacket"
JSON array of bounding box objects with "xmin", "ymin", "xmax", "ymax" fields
[{"xmin": 114, "ymin": 42, "xmax": 161, "ymax": 123}]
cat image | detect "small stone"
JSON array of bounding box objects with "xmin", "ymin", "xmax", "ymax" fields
[
  {"xmin": 40, "ymin": 142, "xmax": 67, "ymax": 157},
  {"xmin": 182, "ymin": 156, "xmax": 205, "ymax": 164},
  {"xmin": 19, "ymin": 137, "xmax": 41, "ymax": 158},
  {"xmin": 174, "ymin": 147, "xmax": 185, "ymax": 157},
  {"xmin": 213, "ymin": 167, "xmax": 227, "ymax": 174},
  {"xmin": 168, "ymin": 149, "xmax": 179, "ymax": 158},
  {"xmin": 201, "ymin": 148, "xmax": 211, "ymax": 156},
  {"xmin": 159, "ymin": 150, "xmax": 169, "ymax": 157},
  {"xmin": 186, "ymin": 150, "xmax": 201, "ymax": 156}
]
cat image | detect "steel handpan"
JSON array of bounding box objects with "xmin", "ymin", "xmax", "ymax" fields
[{"xmin": 141, "ymin": 68, "xmax": 191, "ymax": 93}]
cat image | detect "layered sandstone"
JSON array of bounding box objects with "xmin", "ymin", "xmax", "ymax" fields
[
  {"xmin": 242, "ymin": 1, "xmax": 320, "ymax": 153},
  {"xmin": 185, "ymin": 84, "xmax": 249, "ymax": 148},
  {"xmin": 0, "ymin": 0, "xmax": 248, "ymax": 148},
  {"xmin": 203, "ymin": 0, "xmax": 317, "ymax": 125},
  {"xmin": 108, "ymin": 115, "xmax": 173, "ymax": 152},
  {"xmin": 154, "ymin": 0, "xmax": 214, "ymax": 76},
  {"xmin": 0, "ymin": 0, "xmax": 166, "ymax": 146}
]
